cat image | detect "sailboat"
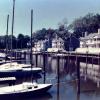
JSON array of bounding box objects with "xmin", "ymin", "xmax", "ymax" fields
[
  {"xmin": 0, "ymin": 82, "xmax": 52, "ymax": 98},
  {"xmin": 0, "ymin": 0, "xmax": 42, "ymax": 77},
  {"xmin": 0, "ymin": 2, "xmax": 52, "ymax": 97},
  {"xmin": 0, "ymin": 62, "xmax": 42, "ymax": 77}
]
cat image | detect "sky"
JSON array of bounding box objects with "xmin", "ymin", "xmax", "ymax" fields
[{"xmin": 0, "ymin": 0, "xmax": 100, "ymax": 36}]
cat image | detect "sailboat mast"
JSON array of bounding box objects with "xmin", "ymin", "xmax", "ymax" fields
[
  {"xmin": 30, "ymin": 9, "xmax": 33, "ymax": 68},
  {"xmin": 6, "ymin": 14, "xmax": 9, "ymax": 56},
  {"xmin": 11, "ymin": 0, "xmax": 15, "ymax": 61}
]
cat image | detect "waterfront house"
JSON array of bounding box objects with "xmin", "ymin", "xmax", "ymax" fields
[
  {"xmin": 76, "ymin": 29, "xmax": 100, "ymax": 54},
  {"xmin": 80, "ymin": 29, "xmax": 100, "ymax": 48},
  {"xmin": 32, "ymin": 33, "xmax": 65, "ymax": 52},
  {"xmin": 47, "ymin": 35, "xmax": 65, "ymax": 52},
  {"xmin": 33, "ymin": 40, "xmax": 45, "ymax": 52}
]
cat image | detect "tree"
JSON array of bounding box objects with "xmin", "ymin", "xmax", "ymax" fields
[
  {"xmin": 33, "ymin": 28, "xmax": 47, "ymax": 41},
  {"xmin": 69, "ymin": 13, "xmax": 100, "ymax": 37},
  {"xmin": 23, "ymin": 35, "xmax": 30, "ymax": 48}
]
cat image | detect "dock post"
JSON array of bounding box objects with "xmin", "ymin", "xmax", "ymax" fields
[
  {"xmin": 85, "ymin": 52, "xmax": 88, "ymax": 81},
  {"xmin": 43, "ymin": 53, "xmax": 46, "ymax": 83},
  {"xmin": 19, "ymin": 52, "xmax": 21, "ymax": 60},
  {"xmin": 92, "ymin": 55, "xmax": 93, "ymax": 67},
  {"xmin": 16, "ymin": 51, "xmax": 17, "ymax": 60},
  {"xmin": 57, "ymin": 55, "xmax": 60, "ymax": 83},
  {"xmin": 98, "ymin": 53, "xmax": 100, "ymax": 69},
  {"xmin": 67, "ymin": 52, "xmax": 69, "ymax": 67},
  {"xmin": 97, "ymin": 53, "xmax": 100, "ymax": 88},
  {"xmin": 35, "ymin": 54, "xmax": 38, "ymax": 67},
  {"xmin": 57, "ymin": 80, "xmax": 60, "ymax": 100},
  {"xmin": 76, "ymin": 57, "xmax": 80, "ymax": 94},
  {"xmin": 14, "ymin": 51, "xmax": 16, "ymax": 60},
  {"xmin": 24, "ymin": 51, "xmax": 26, "ymax": 63}
]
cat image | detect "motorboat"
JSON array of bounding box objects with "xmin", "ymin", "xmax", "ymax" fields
[{"xmin": 0, "ymin": 82, "xmax": 52, "ymax": 98}]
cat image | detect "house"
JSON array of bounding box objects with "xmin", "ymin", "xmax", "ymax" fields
[
  {"xmin": 47, "ymin": 35, "xmax": 65, "ymax": 52},
  {"xmin": 32, "ymin": 34, "xmax": 65, "ymax": 52},
  {"xmin": 76, "ymin": 29, "xmax": 100, "ymax": 54},
  {"xmin": 80, "ymin": 29, "xmax": 100, "ymax": 48},
  {"xmin": 33, "ymin": 40, "xmax": 45, "ymax": 52}
]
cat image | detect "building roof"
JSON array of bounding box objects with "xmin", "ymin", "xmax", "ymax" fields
[
  {"xmin": 80, "ymin": 32, "xmax": 100, "ymax": 41},
  {"xmin": 52, "ymin": 37, "xmax": 64, "ymax": 42}
]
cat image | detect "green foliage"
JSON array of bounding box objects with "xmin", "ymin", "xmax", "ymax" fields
[
  {"xmin": 33, "ymin": 28, "xmax": 55, "ymax": 41},
  {"xmin": 17, "ymin": 33, "xmax": 30, "ymax": 49},
  {"xmin": 1, "ymin": 13, "xmax": 100, "ymax": 50},
  {"xmin": 0, "ymin": 34, "xmax": 30, "ymax": 49},
  {"xmin": 70, "ymin": 13, "xmax": 100, "ymax": 37}
]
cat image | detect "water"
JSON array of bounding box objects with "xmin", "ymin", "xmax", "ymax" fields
[{"xmin": 2, "ymin": 54, "xmax": 100, "ymax": 100}]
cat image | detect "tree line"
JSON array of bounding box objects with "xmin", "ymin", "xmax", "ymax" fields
[
  {"xmin": 33, "ymin": 13, "xmax": 100, "ymax": 50},
  {"xmin": 0, "ymin": 13, "xmax": 100, "ymax": 50},
  {"xmin": 0, "ymin": 34, "xmax": 30, "ymax": 49}
]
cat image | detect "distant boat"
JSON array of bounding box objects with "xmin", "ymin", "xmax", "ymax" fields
[
  {"xmin": 0, "ymin": 82, "xmax": 52, "ymax": 98},
  {"xmin": 0, "ymin": 62, "xmax": 42, "ymax": 77}
]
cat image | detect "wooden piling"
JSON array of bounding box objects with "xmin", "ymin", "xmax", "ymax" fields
[
  {"xmin": 43, "ymin": 53, "xmax": 46, "ymax": 83},
  {"xmin": 67, "ymin": 52, "xmax": 69, "ymax": 68},
  {"xmin": 57, "ymin": 81, "xmax": 60, "ymax": 100},
  {"xmin": 85, "ymin": 52, "xmax": 88, "ymax": 80},
  {"xmin": 76, "ymin": 57, "xmax": 80, "ymax": 94},
  {"xmin": 92, "ymin": 55, "xmax": 93, "ymax": 67},
  {"xmin": 57, "ymin": 55, "xmax": 60, "ymax": 83},
  {"xmin": 24, "ymin": 51, "xmax": 26, "ymax": 63},
  {"xmin": 35, "ymin": 54, "xmax": 38, "ymax": 67},
  {"xmin": 97, "ymin": 53, "xmax": 100, "ymax": 87}
]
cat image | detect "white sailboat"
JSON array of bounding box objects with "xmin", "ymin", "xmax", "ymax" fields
[
  {"xmin": 0, "ymin": 3, "xmax": 52, "ymax": 98},
  {"xmin": 0, "ymin": 0, "xmax": 42, "ymax": 77},
  {"xmin": 0, "ymin": 62, "xmax": 42, "ymax": 77},
  {"xmin": 0, "ymin": 82, "xmax": 52, "ymax": 98}
]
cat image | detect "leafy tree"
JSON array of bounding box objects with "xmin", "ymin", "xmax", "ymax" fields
[
  {"xmin": 17, "ymin": 34, "xmax": 24, "ymax": 49},
  {"xmin": 70, "ymin": 13, "xmax": 100, "ymax": 37}
]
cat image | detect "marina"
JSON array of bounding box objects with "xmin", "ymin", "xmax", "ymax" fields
[
  {"xmin": 0, "ymin": 52, "xmax": 99, "ymax": 100},
  {"xmin": 0, "ymin": 0, "xmax": 100, "ymax": 99}
]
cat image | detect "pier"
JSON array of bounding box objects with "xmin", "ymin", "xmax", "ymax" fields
[
  {"xmin": 2, "ymin": 50, "xmax": 100, "ymax": 93},
  {"xmin": 0, "ymin": 50, "xmax": 100, "ymax": 94}
]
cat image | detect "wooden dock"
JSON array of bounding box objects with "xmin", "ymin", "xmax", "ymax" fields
[{"xmin": 1, "ymin": 50, "xmax": 100, "ymax": 94}]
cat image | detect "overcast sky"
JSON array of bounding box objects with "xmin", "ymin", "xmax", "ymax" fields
[{"xmin": 0, "ymin": 0, "xmax": 100, "ymax": 36}]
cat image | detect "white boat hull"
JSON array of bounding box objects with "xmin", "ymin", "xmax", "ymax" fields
[{"xmin": 0, "ymin": 82, "xmax": 52, "ymax": 98}]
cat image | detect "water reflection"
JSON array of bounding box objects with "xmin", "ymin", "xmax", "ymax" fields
[
  {"xmin": 2, "ymin": 54, "xmax": 100, "ymax": 100},
  {"xmin": 77, "ymin": 94, "xmax": 80, "ymax": 100},
  {"xmin": 57, "ymin": 83, "xmax": 60, "ymax": 100},
  {"xmin": 1, "ymin": 92, "xmax": 52, "ymax": 100}
]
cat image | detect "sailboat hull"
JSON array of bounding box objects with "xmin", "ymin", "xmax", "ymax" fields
[
  {"xmin": 0, "ymin": 68, "xmax": 42, "ymax": 77},
  {"xmin": 0, "ymin": 83, "xmax": 52, "ymax": 98}
]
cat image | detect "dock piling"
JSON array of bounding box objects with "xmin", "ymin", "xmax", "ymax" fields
[
  {"xmin": 76, "ymin": 57, "xmax": 80, "ymax": 94},
  {"xmin": 43, "ymin": 53, "xmax": 46, "ymax": 83},
  {"xmin": 57, "ymin": 55, "xmax": 60, "ymax": 83},
  {"xmin": 35, "ymin": 54, "xmax": 38, "ymax": 67}
]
